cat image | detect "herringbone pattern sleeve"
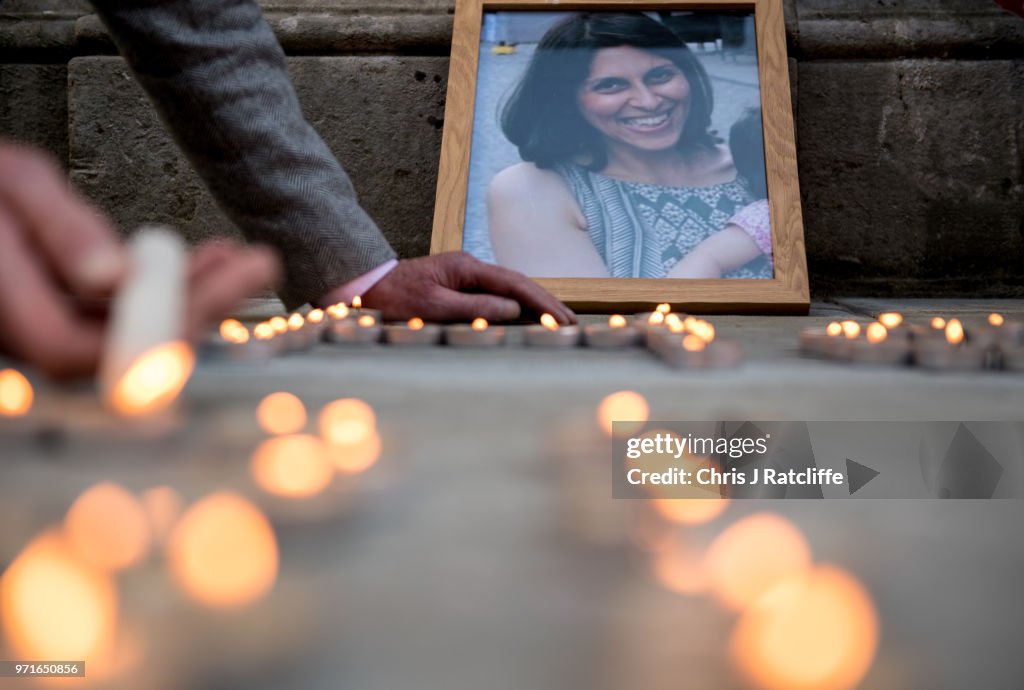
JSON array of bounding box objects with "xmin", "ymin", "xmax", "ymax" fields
[{"xmin": 89, "ymin": 0, "xmax": 398, "ymax": 310}]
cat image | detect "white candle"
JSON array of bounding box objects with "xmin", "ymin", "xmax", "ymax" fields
[
  {"xmin": 446, "ymin": 318, "xmax": 506, "ymax": 347},
  {"xmin": 385, "ymin": 318, "xmax": 442, "ymax": 346},
  {"xmin": 583, "ymin": 315, "xmax": 640, "ymax": 349},
  {"xmin": 524, "ymin": 313, "xmax": 580, "ymax": 348}
]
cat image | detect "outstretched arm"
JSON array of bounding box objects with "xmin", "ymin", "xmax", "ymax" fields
[{"xmin": 667, "ymin": 226, "xmax": 763, "ymax": 279}]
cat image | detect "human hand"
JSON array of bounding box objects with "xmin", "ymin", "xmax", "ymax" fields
[
  {"xmin": 0, "ymin": 143, "xmax": 279, "ymax": 379},
  {"xmin": 360, "ymin": 252, "xmax": 576, "ymax": 324}
]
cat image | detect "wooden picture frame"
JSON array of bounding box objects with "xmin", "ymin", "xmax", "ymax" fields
[{"xmin": 431, "ymin": 0, "xmax": 809, "ymax": 314}]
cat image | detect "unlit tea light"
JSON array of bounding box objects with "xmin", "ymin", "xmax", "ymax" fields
[{"xmin": 446, "ymin": 318, "xmax": 506, "ymax": 347}]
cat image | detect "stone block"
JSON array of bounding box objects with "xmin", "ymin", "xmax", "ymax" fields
[
  {"xmin": 797, "ymin": 60, "xmax": 1024, "ymax": 294},
  {"xmin": 68, "ymin": 56, "xmax": 447, "ymax": 258},
  {"xmin": 0, "ymin": 64, "xmax": 68, "ymax": 164}
]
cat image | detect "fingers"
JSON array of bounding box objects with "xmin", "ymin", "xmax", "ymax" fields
[
  {"xmin": 440, "ymin": 252, "xmax": 577, "ymax": 324},
  {"xmin": 188, "ymin": 238, "xmax": 242, "ymax": 282},
  {"xmin": 0, "ymin": 206, "xmax": 105, "ymax": 379},
  {"xmin": 0, "ymin": 145, "xmax": 126, "ymax": 296},
  {"xmin": 184, "ymin": 244, "xmax": 280, "ymax": 339},
  {"xmin": 424, "ymin": 289, "xmax": 521, "ymax": 323}
]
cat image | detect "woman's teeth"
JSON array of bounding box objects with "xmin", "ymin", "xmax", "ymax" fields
[{"xmin": 620, "ymin": 113, "xmax": 670, "ymax": 128}]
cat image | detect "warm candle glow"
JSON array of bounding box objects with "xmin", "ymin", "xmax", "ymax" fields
[
  {"xmin": 251, "ymin": 434, "xmax": 334, "ymax": 498},
  {"xmin": 540, "ymin": 313, "xmax": 559, "ymax": 331},
  {"xmin": 656, "ymin": 303, "xmax": 672, "ymax": 314},
  {"xmin": 140, "ymin": 486, "xmax": 182, "ymax": 546},
  {"xmin": 307, "ymin": 308, "xmax": 325, "ymax": 324},
  {"xmin": 597, "ymin": 391, "xmax": 649, "ymax": 437},
  {"xmin": 357, "ymin": 314, "xmax": 377, "ymax": 328},
  {"xmin": 167, "ymin": 492, "xmax": 278, "ymax": 610},
  {"xmin": 0, "ymin": 368, "xmax": 33, "ymax": 417},
  {"xmin": 690, "ymin": 320, "xmax": 716, "ymax": 343},
  {"xmin": 840, "ymin": 321, "xmax": 860, "ymax": 339},
  {"xmin": 352, "ymin": 296, "xmax": 362, "ymax": 309},
  {"xmin": 704, "ymin": 513, "xmax": 812, "ymax": 612},
  {"xmin": 407, "ymin": 317, "xmax": 425, "ymax": 331},
  {"xmin": 64, "ymin": 482, "xmax": 151, "ymax": 573},
  {"xmin": 608, "ymin": 315, "xmax": 627, "ymax": 329},
  {"xmin": 931, "ymin": 317, "xmax": 946, "ymax": 330},
  {"xmin": 865, "ymin": 322, "xmax": 888, "ymax": 344},
  {"xmin": 256, "ymin": 392, "xmax": 307, "ymax": 436},
  {"xmin": 287, "ymin": 313, "xmax": 305, "ymax": 331},
  {"xmin": 109, "ymin": 341, "xmax": 195, "ymax": 417},
  {"xmin": 253, "ymin": 322, "xmax": 275, "ymax": 341},
  {"xmin": 683, "ymin": 335, "xmax": 706, "ymax": 352},
  {"xmin": 825, "ymin": 322, "xmax": 843, "ymax": 337},
  {"xmin": 219, "ymin": 319, "xmax": 250, "ymax": 344},
  {"xmin": 327, "ymin": 303, "xmax": 350, "ymax": 320},
  {"xmin": 652, "ymin": 497, "xmax": 728, "ymax": 525},
  {"xmin": 878, "ymin": 312, "xmax": 903, "ymax": 329},
  {"xmin": 988, "ymin": 313, "xmax": 1004, "ymax": 327},
  {"xmin": 319, "ymin": 398, "xmax": 377, "ymax": 446},
  {"xmin": 326, "ymin": 429, "xmax": 382, "ymax": 474},
  {"xmin": 1, "ymin": 529, "xmax": 117, "ymax": 665},
  {"xmin": 648, "ymin": 311, "xmax": 665, "ymax": 326},
  {"xmin": 472, "ymin": 317, "xmax": 489, "ymax": 331},
  {"xmin": 269, "ymin": 316, "xmax": 288, "ymax": 334},
  {"xmin": 945, "ymin": 318, "xmax": 964, "ymax": 345},
  {"xmin": 730, "ymin": 565, "xmax": 879, "ymax": 690},
  {"xmin": 652, "ymin": 537, "xmax": 707, "ymax": 595},
  {"xmin": 665, "ymin": 313, "xmax": 683, "ymax": 330}
]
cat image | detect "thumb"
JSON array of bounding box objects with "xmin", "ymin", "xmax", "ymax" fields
[{"xmin": 437, "ymin": 291, "xmax": 521, "ymax": 323}]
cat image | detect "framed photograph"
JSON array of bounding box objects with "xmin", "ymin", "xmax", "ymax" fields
[{"xmin": 431, "ymin": 0, "xmax": 808, "ymax": 314}]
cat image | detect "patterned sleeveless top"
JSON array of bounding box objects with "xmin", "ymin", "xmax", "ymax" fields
[{"xmin": 556, "ymin": 163, "xmax": 772, "ymax": 279}]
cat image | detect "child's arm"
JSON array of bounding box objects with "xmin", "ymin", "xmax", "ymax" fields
[{"xmin": 668, "ymin": 226, "xmax": 764, "ymax": 278}]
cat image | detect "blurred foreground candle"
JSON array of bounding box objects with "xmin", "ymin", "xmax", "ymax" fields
[
  {"xmin": 251, "ymin": 434, "xmax": 334, "ymax": 498},
  {"xmin": 385, "ymin": 317, "xmax": 442, "ymax": 346},
  {"xmin": 319, "ymin": 398, "xmax": 381, "ymax": 473},
  {"xmin": 326, "ymin": 313, "xmax": 382, "ymax": 344},
  {"xmin": 597, "ymin": 390, "xmax": 649, "ymax": 438},
  {"xmin": 524, "ymin": 313, "xmax": 580, "ymax": 347},
  {"xmin": 0, "ymin": 368, "xmax": 33, "ymax": 417},
  {"xmin": 100, "ymin": 227, "xmax": 195, "ymax": 416},
  {"xmin": 446, "ymin": 317, "xmax": 506, "ymax": 347},
  {"xmin": 1, "ymin": 529, "xmax": 117, "ymax": 667},
  {"xmin": 256, "ymin": 392, "xmax": 307, "ymax": 435},
  {"xmin": 584, "ymin": 314, "xmax": 640, "ymax": 349},
  {"xmin": 730, "ymin": 565, "xmax": 879, "ymax": 690},
  {"xmin": 64, "ymin": 482, "xmax": 152, "ymax": 572},
  {"xmin": 167, "ymin": 492, "xmax": 278, "ymax": 609},
  {"xmin": 914, "ymin": 318, "xmax": 987, "ymax": 370}
]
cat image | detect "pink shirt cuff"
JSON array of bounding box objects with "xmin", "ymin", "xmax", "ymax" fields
[{"xmin": 317, "ymin": 259, "xmax": 398, "ymax": 307}]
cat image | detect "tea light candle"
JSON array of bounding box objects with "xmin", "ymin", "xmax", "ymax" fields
[
  {"xmin": 284, "ymin": 313, "xmax": 316, "ymax": 351},
  {"xmin": 204, "ymin": 319, "xmax": 275, "ymax": 361},
  {"xmin": 914, "ymin": 319, "xmax": 988, "ymax": 370},
  {"xmin": 347, "ymin": 295, "xmax": 382, "ymax": 323},
  {"xmin": 385, "ymin": 317, "xmax": 442, "ymax": 346},
  {"xmin": 966, "ymin": 314, "xmax": 1024, "ymax": 349},
  {"xmin": 524, "ymin": 313, "xmax": 580, "ymax": 348},
  {"xmin": 583, "ymin": 315, "xmax": 640, "ymax": 349},
  {"xmin": 446, "ymin": 317, "xmax": 506, "ymax": 347},
  {"xmin": 820, "ymin": 320, "xmax": 862, "ymax": 360},
  {"xmin": 326, "ymin": 303, "xmax": 350, "ymax": 321},
  {"xmin": 799, "ymin": 322, "xmax": 843, "ymax": 357},
  {"xmin": 847, "ymin": 322, "xmax": 911, "ymax": 366},
  {"xmin": 326, "ymin": 313, "xmax": 382, "ymax": 345}
]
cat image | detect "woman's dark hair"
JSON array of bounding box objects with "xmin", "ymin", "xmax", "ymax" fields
[
  {"xmin": 501, "ymin": 12, "xmax": 717, "ymax": 171},
  {"xmin": 729, "ymin": 108, "xmax": 767, "ymax": 199}
]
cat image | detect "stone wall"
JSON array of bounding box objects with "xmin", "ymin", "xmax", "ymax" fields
[{"xmin": 1, "ymin": 0, "xmax": 1022, "ymax": 297}]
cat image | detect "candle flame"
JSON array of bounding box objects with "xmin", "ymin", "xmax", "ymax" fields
[
  {"xmin": 656, "ymin": 303, "xmax": 672, "ymax": 314},
  {"xmin": 825, "ymin": 322, "xmax": 843, "ymax": 337},
  {"xmin": 878, "ymin": 312, "xmax": 903, "ymax": 328},
  {"xmin": 253, "ymin": 322, "xmax": 275, "ymax": 341},
  {"xmin": 167, "ymin": 492, "xmax": 278, "ymax": 610},
  {"xmin": 407, "ymin": 317, "xmax": 425, "ymax": 331},
  {"xmin": 352, "ymin": 296, "xmax": 362, "ymax": 309},
  {"xmin": 989, "ymin": 313, "xmax": 1005, "ymax": 327},
  {"xmin": 219, "ymin": 319, "xmax": 250, "ymax": 344},
  {"xmin": 652, "ymin": 536, "xmax": 707, "ymax": 595},
  {"xmin": 945, "ymin": 319, "xmax": 964, "ymax": 345},
  {"xmin": 0, "ymin": 368, "xmax": 33, "ymax": 417},
  {"xmin": 319, "ymin": 398, "xmax": 377, "ymax": 446},
  {"xmin": 327, "ymin": 304, "xmax": 350, "ymax": 320},
  {"xmin": 931, "ymin": 317, "xmax": 946, "ymax": 330},
  {"xmin": 109, "ymin": 342, "xmax": 195, "ymax": 417},
  {"xmin": 666, "ymin": 316, "xmax": 686, "ymax": 334},
  {"xmin": 251, "ymin": 434, "xmax": 334, "ymax": 498},
  {"xmin": 256, "ymin": 392, "xmax": 307, "ymax": 436},
  {"xmin": 608, "ymin": 315, "xmax": 627, "ymax": 329},
  {"xmin": 64, "ymin": 482, "xmax": 151, "ymax": 573},
  {"xmin": 865, "ymin": 322, "xmax": 888, "ymax": 344},
  {"xmin": 683, "ymin": 334, "xmax": 706, "ymax": 352},
  {"xmin": 358, "ymin": 314, "xmax": 377, "ymax": 328},
  {"xmin": 691, "ymin": 320, "xmax": 716, "ymax": 343},
  {"xmin": 648, "ymin": 312, "xmax": 665, "ymax": 326},
  {"xmin": 307, "ymin": 308, "xmax": 325, "ymax": 324},
  {"xmin": 597, "ymin": 391, "xmax": 649, "ymax": 437},
  {"xmin": 841, "ymin": 321, "xmax": 861, "ymax": 339},
  {"xmin": 540, "ymin": 313, "xmax": 559, "ymax": 331},
  {"xmin": 269, "ymin": 316, "xmax": 288, "ymax": 334},
  {"xmin": 287, "ymin": 313, "xmax": 305, "ymax": 331},
  {"xmin": 472, "ymin": 317, "xmax": 489, "ymax": 331},
  {"xmin": 652, "ymin": 497, "xmax": 728, "ymax": 525},
  {"xmin": 326, "ymin": 429, "xmax": 382, "ymax": 475}
]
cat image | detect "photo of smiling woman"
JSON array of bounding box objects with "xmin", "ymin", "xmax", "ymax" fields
[{"xmin": 464, "ymin": 11, "xmax": 772, "ymax": 280}]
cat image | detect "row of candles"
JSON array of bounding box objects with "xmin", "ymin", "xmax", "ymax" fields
[
  {"xmin": 210, "ymin": 301, "xmax": 743, "ymax": 370},
  {"xmin": 801, "ymin": 312, "xmax": 1024, "ymax": 370}
]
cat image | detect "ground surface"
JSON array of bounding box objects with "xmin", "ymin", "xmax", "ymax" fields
[{"xmin": 2, "ymin": 299, "xmax": 1023, "ymax": 689}]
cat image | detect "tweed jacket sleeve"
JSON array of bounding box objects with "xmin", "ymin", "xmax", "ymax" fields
[{"xmin": 89, "ymin": 0, "xmax": 398, "ymax": 310}]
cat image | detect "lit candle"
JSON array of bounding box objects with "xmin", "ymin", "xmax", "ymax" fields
[
  {"xmin": 303, "ymin": 308, "xmax": 328, "ymax": 341},
  {"xmin": 347, "ymin": 295, "xmax": 382, "ymax": 323},
  {"xmin": 326, "ymin": 312, "xmax": 383, "ymax": 345},
  {"xmin": 583, "ymin": 314, "xmax": 640, "ymax": 349},
  {"xmin": 384, "ymin": 317, "xmax": 443, "ymax": 346},
  {"xmin": 0, "ymin": 368, "xmax": 34, "ymax": 417},
  {"xmin": 204, "ymin": 319, "xmax": 276, "ymax": 361},
  {"xmin": 657, "ymin": 331, "xmax": 743, "ymax": 369},
  {"xmin": 325, "ymin": 303, "xmax": 350, "ymax": 321},
  {"xmin": 914, "ymin": 318, "xmax": 988, "ymax": 370},
  {"xmin": 967, "ymin": 312, "xmax": 1024, "ymax": 350},
  {"xmin": 847, "ymin": 322, "xmax": 910, "ymax": 366},
  {"xmin": 524, "ymin": 313, "xmax": 580, "ymax": 348},
  {"xmin": 283, "ymin": 313, "xmax": 316, "ymax": 351},
  {"xmin": 799, "ymin": 321, "xmax": 841, "ymax": 357},
  {"xmin": 445, "ymin": 317, "xmax": 506, "ymax": 347}
]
